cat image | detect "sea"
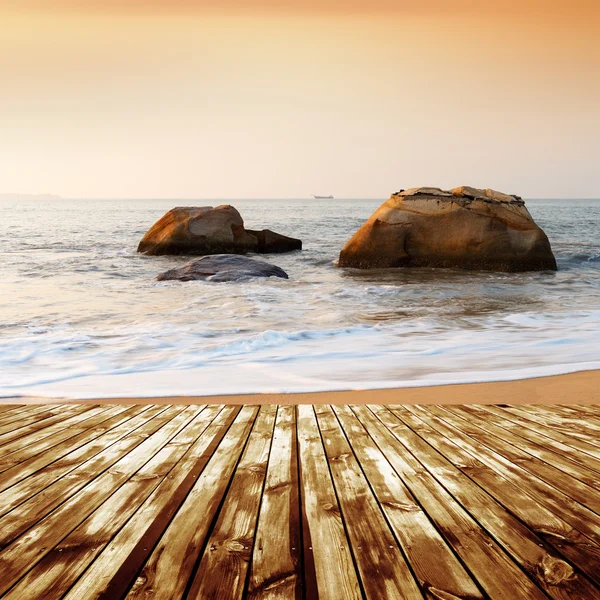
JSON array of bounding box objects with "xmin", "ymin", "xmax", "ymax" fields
[{"xmin": 1, "ymin": 197, "xmax": 599, "ymax": 399}]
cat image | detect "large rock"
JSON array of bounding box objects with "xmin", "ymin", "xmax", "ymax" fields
[
  {"xmin": 138, "ymin": 205, "xmax": 302, "ymax": 256},
  {"xmin": 338, "ymin": 187, "xmax": 557, "ymax": 272},
  {"xmin": 156, "ymin": 254, "xmax": 289, "ymax": 282}
]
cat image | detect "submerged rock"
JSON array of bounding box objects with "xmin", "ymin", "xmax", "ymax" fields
[
  {"xmin": 156, "ymin": 254, "xmax": 289, "ymax": 282},
  {"xmin": 338, "ymin": 186, "xmax": 557, "ymax": 272},
  {"xmin": 137, "ymin": 205, "xmax": 301, "ymax": 256}
]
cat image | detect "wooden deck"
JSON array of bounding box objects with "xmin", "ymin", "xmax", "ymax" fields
[{"xmin": 0, "ymin": 403, "xmax": 600, "ymax": 599}]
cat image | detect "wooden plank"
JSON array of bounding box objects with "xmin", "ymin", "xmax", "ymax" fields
[
  {"xmin": 558, "ymin": 405, "xmax": 600, "ymax": 417},
  {"xmin": 392, "ymin": 405, "xmax": 600, "ymax": 596},
  {"xmin": 354, "ymin": 404, "xmax": 547, "ymax": 600},
  {"xmin": 125, "ymin": 405, "xmax": 260, "ymax": 600},
  {"xmin": 534, "ymin": 405, "xmax": 600, "ymax": 430},
  {"xmin": 2, "ymin": 405, "xmax": 222, "ymax": 600},
  {"xmin": 0, "ymin": 405, "xmax": 60, "ymax": 428},
  {"xmin": 410, "ymin": 406, "xmax": 600, "ymax": 573},
  {"xmin": 448, "ymin": 404, "xmax": 600, "ymax": 494},
  {"xmin": 296, "ymin": 404, "xmax": 362, "ymax": 600},
  {"xmin": 455, "ymin": 404, "xmax": 600, "ymax": 477},
  {"xmin": 0, "ymin": 405, "xmax": 90, "ymax": 446},
  {"xmin": 0, "ymin": 404, "xmax": 152, "ymax": 518},
  {"xmin": 0, "ymin": 406, "xmax": 174, "ymax": 544},
  {"xmin": 420, "ymin": 406, "xmax": 600, "ymax": 547},
  {"xmin": 0, "ymin": 405, "xmax": 27, "ymax": 418},
  {"xmin": 0, "ymin": 404, "xmax": 101, "ymax": 448},
  {"xmin": 0, "ymin": 405, "xmax": 135, "ymax": 492},
  {"xmin": 549, "ymin": 405, "xmax": 600, "ymax": 423},
  {"xmin": 373, "ymin": 404, "xmax": 599, "ymax": 600},
  {"xmin": 315, "ymin": 404, "xmax": 423, "ymax": 599},
  {"xmin": 63, "ymin": 406, "xmax": 241, "ymax": 600},
  {"xmin": 0, "ymin": 404, "xmax": 99, "ymax": 457},
  {"xmin": 4, "ymin": 401, "xmax": 600, "ymax": 600},
  {"xmin": 526, "ymin": 406, "xmax": 600, "ymax": 445},
  {"xmin": 332, "ymin": 404, "xmax": 484, "ymax": 600},
  {"xmin": 0, "ymin": 405, "xmax": 113, "ymax": 470},
  {"xmin": 187, "ymin": 405, "xmax": 278, "ymax": 599},
  {"xmin": 483, "ymin": 404, "xmax": 600, "ymax": 463},
  {"xmin": 247, "ymin": 405, "xmax": 302, "ymax": 600},
  {"xmin": 0, "ymin": 406, "xmax": 68, "ymax": 439},
  {"xmin": 0, "ymin": 405, "xmax": 198, "ymax": 596},
  {"xmin": 500, "ymin": 405, "xmax": 600, "ymax": 445}
]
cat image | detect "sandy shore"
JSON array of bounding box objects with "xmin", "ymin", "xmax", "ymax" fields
[{"xmin": 5, "ymin": 369, "xmax": 599, "ymax": 405}]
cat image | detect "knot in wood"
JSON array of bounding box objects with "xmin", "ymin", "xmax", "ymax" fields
[
  {"xmin": 322, "ymin": 502, "xmax": 339, "ymax": 514},
  {"xmin": 331, "ymin": 452, "xmax": 351, "ymax": 462},
  {"xmin": 226, "ymin": 540, "xmax": 247, "ymax": 553},
  {"xmin": 536, "ymin": 554, "xmax": 575, "ymax": 586},
  {"xmin": 248, "ymin": 464, "xmax": 265, "ymax": 475}
]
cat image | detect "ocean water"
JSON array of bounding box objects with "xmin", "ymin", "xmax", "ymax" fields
[{"xmin": 1, "ymin": 197, "xmax": 599, "ymax": 399}]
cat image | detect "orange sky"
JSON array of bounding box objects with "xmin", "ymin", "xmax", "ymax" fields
[
  {"xmin": 1, "ymin": 1, "xmax": 599, "ymax": 198},
  {"xmin": 6, "ymin": 0, "xmax": 600, "ymax": 15}
]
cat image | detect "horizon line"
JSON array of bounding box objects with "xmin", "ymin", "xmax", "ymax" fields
[{"xmin": 3, "ymin": 195, "xmax": 600, "ymax": 201}]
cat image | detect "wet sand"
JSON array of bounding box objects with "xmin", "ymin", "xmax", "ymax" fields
[{"xmin": 5, "ymin": 369, "xmax": 599, "ymax": 405}]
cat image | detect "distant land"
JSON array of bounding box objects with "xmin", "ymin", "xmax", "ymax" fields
[{"xmin": 0, "ymin": 193, "xmax": 62, "ymax": 201}]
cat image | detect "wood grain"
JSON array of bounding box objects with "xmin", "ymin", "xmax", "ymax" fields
[
  {"xmin": 315, "ymin": 404, "xmax": 422, "ymax": 599},
  {"xmin": 64, "ymin": 405, "xmax": 240, "ymax": 600},
  {"xmin": 332, "ymin": 404, "xmax": 483, "ymax": 600},
  {"xmin": 125, "ymin": 405, "xmax": 259, "ymax": 600},
  {"xmin": 0, "ymin": 402, "xmax": 599, "ymax": 599},
  {"xmin": 296, "ymin": 404, "xmax": 362, "ymax": 600},
  {"xmin": 247, "ymin": 405, "xmax": 302, "ymax": 600},
  {"xmin": 187, "ymin": 405, "xmax": 277, "ymax": 599}
]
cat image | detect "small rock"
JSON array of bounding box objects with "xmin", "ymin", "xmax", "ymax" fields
[{"xmin": 156, "ymin": 254, "xmax": 289, "ymax": 282}]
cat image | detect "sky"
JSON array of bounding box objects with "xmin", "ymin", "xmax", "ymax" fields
[{"xmin": 1, "ymin": 0, "xmax": 599, "ymax": 199}]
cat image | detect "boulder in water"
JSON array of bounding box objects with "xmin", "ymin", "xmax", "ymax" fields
[
  {"xmin": 338, "ymin": 186, "xmax": 557, "ymax": 272},
  {"xmin": 156, "ymin": 254, "xmax": 289, "ymax": 282},
  {"xmin": 138, "ymin": 205, "xmax": 301, "ymax": 256},
  {"xmin": 246, "ymin": 228, "xmax": 303, "ymax": 253}
]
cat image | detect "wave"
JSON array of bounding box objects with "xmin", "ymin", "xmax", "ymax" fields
[
  {"xmin": 5, "ymin": 361, "xmax": 600, "ymax": 400},
  {"xmin": 558, "ymin": 252, "xmax": 600, "ymax": 267},
  {"xmin": 0, "ymin": 324, "xmax": 380, "ymax": 390},
  {"xmin": 2, "ymin": 311, "xmax": 600, "ymax": 398}
]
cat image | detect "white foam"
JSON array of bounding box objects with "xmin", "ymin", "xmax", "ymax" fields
[
  {"xmin": 8, "ymin": 360, "xmax": 600, "ymax": 400},
  {"xmin": 2, "ymin": 311, "xmax": 600, "ymax": 398}
]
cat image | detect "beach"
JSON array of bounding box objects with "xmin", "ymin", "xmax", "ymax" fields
[
  {"xmin": 7, "ymin": 369, "xmax": 599, "ymax": 405},
  {"xmin": 3, "ymin": 3, "xmax": 599, "ymax": 596},
  {"xmin": 3, "ymin": 191, "xmax": 600, "ymax": 600}
]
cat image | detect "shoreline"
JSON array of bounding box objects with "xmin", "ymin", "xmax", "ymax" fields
[{"xmin": 5, "ymin": 369, "xmax": 600, "ymax": 405}]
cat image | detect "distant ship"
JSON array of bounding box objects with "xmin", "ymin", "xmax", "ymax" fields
[{"xmin": 311, "ymin": 194, "xmax": 334, "ymax": 199}]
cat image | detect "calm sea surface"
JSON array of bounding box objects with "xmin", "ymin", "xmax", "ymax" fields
[{"xmin": 1, "ymin": 197, "xmax": 599, "ymax": 398}]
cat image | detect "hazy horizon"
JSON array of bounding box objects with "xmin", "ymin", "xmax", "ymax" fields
[
  {"xmin": 3, "ymin": 193, "xmax": 600, "ymax": 201},
  {"xmin": 1, "ymin": 0, "xmax": 599, "ymax": 198}
]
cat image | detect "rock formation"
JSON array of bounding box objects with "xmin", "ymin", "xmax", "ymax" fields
[
  {"xmin": 156, "ymin": 254, "xmax": 289, "ymax": 282},
  {"xmin": 138, "ymin": 205, "xmax": 302, "ymax": 256},
  {"xmin": 338, "ymin": 187, "xmax": 557, "ymax": 272}
]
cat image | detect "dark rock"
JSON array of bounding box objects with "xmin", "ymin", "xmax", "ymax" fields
[
  {"xmin": 156, "ymin": 254, "xmax": 289, "ymax": 282},
  {"xmin": 246, "ymin": 229, "xmax": 303, "ymax": 253}
]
